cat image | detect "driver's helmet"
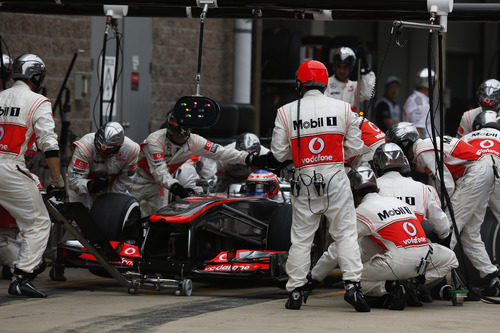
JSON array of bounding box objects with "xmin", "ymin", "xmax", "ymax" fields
[
  {"xmin": 372, "ymin": 143, "xmax": 407, "ymax": 176},
  {"xmin": 166, "ymin": 112, "xmax": 191, "ymax": 143},
  {"xmin": 94, "ymin": 121, "xmax": 124, "ymax": 155},
  {"xmin": 330, "ymin": 46, "xmax": 357, "ymax": 72},
  {"xmin": 246, "ymin": 169, "xmax": 279, "ymax": 199},
  {"xmin": 235, "ymin": 133, "xmax": 261, "ymax": 154},
  {"xmin": 477, "ymin": 79, "xmax": 500, "ymax": 111},
  {"xmin": 1, "ymin": 53, "xmax": 13, "ymax": 82},
  {"xmin": 472, "ymin": 110, "xmax": 500, "ymax": 131}
]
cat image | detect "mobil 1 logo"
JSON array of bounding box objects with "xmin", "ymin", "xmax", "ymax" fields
[{"xmin": 293, "ymin": 116, "xmax": 337, "ymax": 130}]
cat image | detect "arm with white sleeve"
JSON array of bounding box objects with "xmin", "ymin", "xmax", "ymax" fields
[
  {"xmin": 416, "ymin": 150, "xmax": 456, "ymax": 196},
  {"xmin": 424, "ymin": 185, "xmax": 452, "ymax": 239},
  {"xmin": 111, "ymin": 139, "xmax": 140, "ymax": 194}
]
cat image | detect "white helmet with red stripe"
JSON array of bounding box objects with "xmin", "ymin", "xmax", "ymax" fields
[{"xmin": 246, "ymin": 169, "xmax": 279, "ymax": 199}]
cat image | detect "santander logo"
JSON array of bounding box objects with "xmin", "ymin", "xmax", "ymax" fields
[{"xmin": 309, "ymin": 137, "xmax": 325, "ymax": 154}]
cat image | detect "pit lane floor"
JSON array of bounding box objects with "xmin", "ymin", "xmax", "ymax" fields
[{"xmin": 0, "ymin": 269, "xmax": 499, "ymax": 333}]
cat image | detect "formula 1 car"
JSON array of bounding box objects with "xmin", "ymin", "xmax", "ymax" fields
[{"xmin": 48, "ymin": 190, "xmax": 302, "ymax": 295}]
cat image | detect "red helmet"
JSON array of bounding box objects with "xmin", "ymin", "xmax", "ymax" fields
[
  {"xmin": 296, "ymin": 60, "xmax": 328, "ymax": 90},
  {"xmin": 246, "ymin": 170, "xmax": 279, "ymax": 199}
]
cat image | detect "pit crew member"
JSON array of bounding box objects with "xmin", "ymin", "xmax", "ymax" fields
[
  {"xmin": 67, "ymin": 122, "xmax": 140, "ymax": 209},
  {"xmin": 325, "ymin": 46, "xmax": 375, "ymax": 112},
  {"xmin": 457, "ymin": 79, "xmax": 500, "ymax": 137},
  {"xmin": 131, "ymin": 112, "xmax": 255, "ymax": 216},
  {"xmin": 0, "ymin": 54, "xmax": 64, "ymax": 298},
  {"xmin": 387, "ymin": 122, "xmax": 500, "ymax": 295},
  {"xmin": 270, "ymin": 59, "xmax": 370, "ymax": 312},
  {"xmin": 402, "ymin": 68, "xmax": 434, "ymax": 139}
]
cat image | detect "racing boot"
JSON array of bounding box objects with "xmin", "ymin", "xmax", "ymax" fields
[
  {"xmin": 403, "ymin": 279, "xmax": 423, "ymax": 307},
  {"xmin": 8, "ymin": 271, "xmax": 47, "ymax": 298},
  {"xmin": 285, "ymin": 287, "xmax": 303, "ymax": 310},
  {"xmin": 303, "ymin": 274, "xmax": 321, "ymax": 304},
  {"xmin": 385, "ymin": 280, "xmax": 406, "ymax": 310},
  {"xmin": 483, "ymin": 271, "xmax": 500, "ymax": 297},
  {"xmin": 344, "ymin": 281, "xmax": 371, "ymax": 312}
]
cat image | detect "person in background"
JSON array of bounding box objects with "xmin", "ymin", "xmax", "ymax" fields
[{"xmin": 374, "ymin": 76, "xmax": 402, "ymax": 132}]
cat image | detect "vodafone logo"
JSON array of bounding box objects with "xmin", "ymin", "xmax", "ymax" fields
[
  {"xmin": 0, "ymin": 126, "xmax": 4, "ymax": 141},
  {"xmin": 403, "ymin": 221, "xmax": 417, "ymax": 236},
  {"xmin": 124, "ymin": 247, "xmax": 137, "ymax": 255},
  {"xmin": 309, "ymin": 137, "xmax": 325, "ymax": 154},
  {"xmin": 218, "ymin": 253, "xmax": 227, "ymax": 261},
  {"xmin": 480, "ymin": 139, "xmax": 495, "ymax": 149}
]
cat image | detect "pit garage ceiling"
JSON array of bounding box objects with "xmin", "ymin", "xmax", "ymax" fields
[{"xmin": 0, "ymin": 1, "xmax": 499, "ymax": 21}]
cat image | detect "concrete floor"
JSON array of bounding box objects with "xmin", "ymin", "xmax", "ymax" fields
[{"xmin": 0, "ymin": 268, "xmax": 499, "ymax": 333}]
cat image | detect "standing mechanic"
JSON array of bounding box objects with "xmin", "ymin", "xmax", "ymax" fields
[
  {"xmin": 67, "ymin": 121, "xmax": 140, "ymax": 209},
  {"xmin": 0, "ymin": 54, "xmax": 65, "ymax": 298},
  {"xmin": 325, "ymin": 46, "xmax": 376, "ymax": 112},
  {"xmin": 387, "ymin": 122, "xmax": 500, "ymax": 295},
  {"xmin": 457, "ymin": 79, "xmax": 500, "ymax": 137},
  {"xmin": 346, "ymin": 167, "xmax": 457, "ymax": 309},
  {"xmin": 270, "ymin": 60, "xmax": 370, "ymax": 312},
  {"xmin": 131, "ymin": 112, "xmax": 255, "ymax": 216}
]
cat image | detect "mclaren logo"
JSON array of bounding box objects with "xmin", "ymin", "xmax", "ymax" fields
[{"xmin": 308, "ymin": 137, "xmax": 325, "ymax": 154}]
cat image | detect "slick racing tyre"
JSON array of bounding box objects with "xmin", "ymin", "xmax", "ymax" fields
[
  {"xmin": 267, "ymin": 204, "xmax": 292, "ymax": 251},
  {"xmin": 90, "ymin": 193, "xmax": 141, "ymax": 241}
]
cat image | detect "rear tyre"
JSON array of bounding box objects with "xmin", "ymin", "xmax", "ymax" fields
[
  {"xmin": 267, "ymin": 205, "xmax": 292, "ymax": 251},
  {"xmin": 90, "ymin": 193, "xmax": 141, "ymax": 241}
]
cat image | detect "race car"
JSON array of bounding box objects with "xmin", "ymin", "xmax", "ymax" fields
[{"xmin": 49, "ymin": 189, "xmax": 310, "ymax": 295}]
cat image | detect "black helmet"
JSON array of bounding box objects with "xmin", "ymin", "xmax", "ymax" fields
[
  {"xmin": 477, "ymin": 79, "xmax": 500, "ymax": 111},
  {"xmin": 386, "ymin": 122, "xmax": 420, "ymax": 154},
  {"xmin": 372, "ymin": 143, "xmax": 407, "ymax": 176},
  {"xmin": 348, "ymin": 166, "xmax": 378, "ymax": 193},
  {"xmin": 166, "ymin": 112, "xmax": 191, "ymax": 144},
  {"xmin": 11, "ymin": 54, "xmax": 46, "ymax": 89},
  {"xmin": 330, "ymin": 47, "xmax": 357, "ymax": 72},
  {"xmin": 1, "ymin": 53, "xmax": 13, "ymax": 82},
  {"xmin": 94, "ymin": 122, "xmax": 124, "ymax": 155},
  {"xmin": 472, "ymin": 110, "xmax": 500, "ymax": 131},
  {"xmin": 236, "ymin": 133, "xmax": 261, "ymax": 154}
]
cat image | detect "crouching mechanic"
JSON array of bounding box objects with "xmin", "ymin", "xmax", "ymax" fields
[
  {"xmin": 350, "ymin": 167, "xmax": 457, "ymax": 309},
  {"xmin": 271, "ymin": 59, "xmax": 369, "ymax": 312},
  {"xmin": 67, "ymin": 122, "xmax": 140, "ymax": 208},
  {"xmin": 387, "ymin": 122, "xmax": 500, "ymax": 295},
  {"xmin": 0, "ymin": 54, "xmax": 65, "ymax": 297},
  {"xmin": 131, "ymin": 112, "xmax": 256, "ymax": 216}
]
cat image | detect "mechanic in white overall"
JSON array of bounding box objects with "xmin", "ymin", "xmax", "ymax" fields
[
  {"xmin": 271, "ymin": 60, "xmax": 370, "ymax": 312},
  {"xmin": 325, "ymin": 46, "xmax": 375, "ymax": 113},
  {"xmin": 402, "ymin": 69, "xmax": 434, "ymax": 139},
  {"xmin": 457, "ymin": 79, "xmax": 500, "ymax": 137},
  {"xmin": 346, "ymin": 166, "xmax": 458, "ymax": 309},
  {"xmin": 1, "ymin": 53, "xmax": 13, "ymax": 89},
  {"xmin": 131, "ymin": 112, "xmax": 254, "ymax": 216},
  {"xmin": 387, "ymin": 122, "xmax": 500, "ymax": 295},
  {"xmin": 311, "ymin": 144, "xmax": 455, "ymax": 304},
  {"xmin": 67, "ymin": 122, "xmax": 140, "ymax": 209},
  {"xmin": 0, "ymin": 54, "xmax": 64, "ymax": 297},
  {"xmin": 460, "ymin": 111, "xmax": 500, "ymax": 295},
  {"xmin": 215, "ymin": 132, "xmax": 269, "ymax": 192}
]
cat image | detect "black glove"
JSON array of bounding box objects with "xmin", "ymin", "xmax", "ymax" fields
[
  {"xmin": 245, "ymin": 152, "xmax": 269, "ymax": 169},
  {"xmin": 87, "ymin": 177, "xmax": 109, "ymax": 194},
  {"xmin": 46, "ymin": 175, "xmax": 65, "ymax": 200},
  {"xmin": 356, "ymin": 47, "xmax": 371, "ymax": 74},
  {"xmin": 170, "ymin": 183, "xmax": 193, "ymax": 198}
]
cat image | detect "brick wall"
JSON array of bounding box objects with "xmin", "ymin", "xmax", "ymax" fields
[
  {"xmin": 150, "ymin": 17, "xmax": 234, "ymax": 130},
  {"xmin": 0, "ymin": 13, "xmax": 235, "ymax": 135}
]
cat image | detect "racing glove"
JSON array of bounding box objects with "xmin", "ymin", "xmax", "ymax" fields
[
  {"xmin": 47, "ymin": 175, "xmax": 66, "ymax": 200},
  {"xmin": 245, "ymin": 152, "xmax": 268, "ymax": 169},
  {"xmin": 170, "ymin": 183, "xmax": 194, "ymax": 198},
  {"xmin": 87, "ymin": 177, "xmax": 109, "ymax": 194},
  {"xmin": 356, "ymin": 47, "xmax": 371, "ymax": 74}
]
